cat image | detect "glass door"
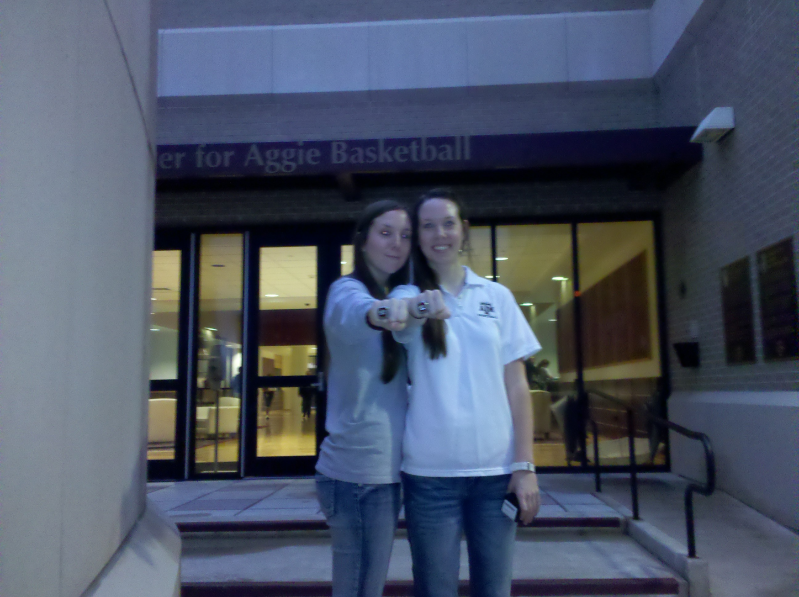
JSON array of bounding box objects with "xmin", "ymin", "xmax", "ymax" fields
[
  {"xmin": 577, "ymin": 221, "xmax": 666, "ymax": 467},
  {"xmin": 494, "ymin": 224, "xmax": 577, "ymax": 467},
  {"xmin": 245, "ymin": 229, "xmax": 347, "ymax": 476},
  {"xmin": 191, "ymin": 233, "xmax": 245, "ymax": 476},
  {"xmin": 148, "ymin": 233, "xmax": 191, "ymax": 480}
]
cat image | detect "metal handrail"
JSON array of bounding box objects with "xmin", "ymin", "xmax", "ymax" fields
[{"xmin": 586, "ymin": 389, "xmax": 716, "ymax": 558}]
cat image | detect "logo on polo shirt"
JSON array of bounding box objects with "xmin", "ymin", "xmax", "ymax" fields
[{"xmin": 478, "ymin": 302, "xmax": 498, "ymax": 318}]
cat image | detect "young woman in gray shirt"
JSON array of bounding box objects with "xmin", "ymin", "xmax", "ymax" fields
[{"xmin": 315, "ymin": 199, "xmax": 414, "ymax": 597}]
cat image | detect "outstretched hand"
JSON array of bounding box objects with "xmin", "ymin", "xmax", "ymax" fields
[
  {"xmin": 412, "ymin": 289, "xmax": 451, "ymax": 320},
  {"xmin": 368, "ymin": 298, "xmax": 409, "ymax": 331}
]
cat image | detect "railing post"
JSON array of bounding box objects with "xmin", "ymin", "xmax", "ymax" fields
[
  {"xmin": 627, "ymin": 408, "xmax": 639, "ymax": 520},
  {"xmin": 685, "ymin": 487, "xmax": 697, "ymax": 558},
  {"xmin": 590, "ymin": 418, "xmax": 601, "ymax": 493},
  {"xmin": 586, "ymin": 390, "xmax": 715, "ymax": 559}
]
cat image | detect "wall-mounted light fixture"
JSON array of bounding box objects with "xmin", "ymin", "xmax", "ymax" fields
[{"xmin": 690, "ymin": 107, "xmax": 735, "ymax": 143}]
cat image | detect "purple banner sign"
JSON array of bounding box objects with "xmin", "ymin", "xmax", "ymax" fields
[{"xmin": 156, "ymin": 128, "xmax": 700, "ymax": 179}]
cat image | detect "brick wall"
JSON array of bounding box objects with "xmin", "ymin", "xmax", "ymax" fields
[
  {"xmin": 156, "ymin": 178, "xmax": 662, "ymax": 227},
  {"xmin": 658, "ymin": 0, "xmax": 799, "ymax": 391}
]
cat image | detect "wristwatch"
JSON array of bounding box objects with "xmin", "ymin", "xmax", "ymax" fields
[{"xmin": 509, "ymin": 461, "xmax": 536, "ymax": 473}]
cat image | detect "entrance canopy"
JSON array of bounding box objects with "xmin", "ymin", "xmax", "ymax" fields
[{"xmin": 157, "ymin": 128, "xmax": 701, "ymax": 181}]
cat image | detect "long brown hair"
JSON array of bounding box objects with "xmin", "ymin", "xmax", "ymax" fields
[
  {"xmin": 410, "ymin": 188, "xmax": 468, "ymax": 359},
  {"xmin": 349, "ymin": 199, "xmax": 411, "ymax": 382}
]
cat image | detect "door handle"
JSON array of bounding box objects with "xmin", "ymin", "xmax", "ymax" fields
[{"xmin": 312, "ymin": 372, "xmax": 326, "ymax": 393}]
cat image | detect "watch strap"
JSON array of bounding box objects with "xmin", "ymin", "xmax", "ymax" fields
[{"xmin": 510, "ymin": 461, "xmax": 536, "ymax": 473}]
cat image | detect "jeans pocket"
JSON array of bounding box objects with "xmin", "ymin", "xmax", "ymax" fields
[{"xmin": 315, "ymin": 474, "xmax": 336, "ymax": 519}]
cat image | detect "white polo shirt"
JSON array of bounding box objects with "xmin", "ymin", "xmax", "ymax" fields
[{"xmin": 390, "ymin": 267, "xmax": 540, "ymax": 477}]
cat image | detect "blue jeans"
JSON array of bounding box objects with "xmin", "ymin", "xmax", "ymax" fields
[
  {"xmin": 315, "ymin": 473, "xmax": 402, "ymax": 597},
  {"xmin": 401, "ymin": 473, "xmax": 516, "ymax": 597}
]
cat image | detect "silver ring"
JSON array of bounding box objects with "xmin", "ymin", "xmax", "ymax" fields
[
  {"xmin": 377, "ymin": 307, "xmax": 389, "ymax": 319},
  {"xmin": 416, "ymin": 301, "xmax": 429, "ymax": 314}
]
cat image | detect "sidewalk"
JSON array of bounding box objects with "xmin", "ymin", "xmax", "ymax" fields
[
  {"xmin": 539, "ymin": 473, "xmax": 799, "ymax": 597},
  {"xmin": 147, "ymin": 476, "xmax": 621, "ymax": 523}
]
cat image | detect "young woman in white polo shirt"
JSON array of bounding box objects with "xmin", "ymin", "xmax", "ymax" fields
[
  {"xmin": 391, "ymin": 189, "xmax": 542, "ymax": 597},
  {"xmin": 315, "ymin": 200, "xmax": 415, "ymax": 597}
]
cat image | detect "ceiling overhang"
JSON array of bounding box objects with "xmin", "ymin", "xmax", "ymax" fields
[{"xmin": 157, "ymin": 128, "xmax": 701, "ymax": 183}]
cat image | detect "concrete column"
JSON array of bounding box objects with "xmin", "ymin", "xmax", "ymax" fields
[{"xmin": 0, "ymin": 1, "xmax": 180, "ymax": 596}]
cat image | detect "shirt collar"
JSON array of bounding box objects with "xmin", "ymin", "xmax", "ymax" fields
[
  {"xmin": 436, "ymin": 266, "xmax": 486, "ymax": 300},
  {"xmin": 463, "ymin": 266, "xmax": 488, "ymax": 287}
]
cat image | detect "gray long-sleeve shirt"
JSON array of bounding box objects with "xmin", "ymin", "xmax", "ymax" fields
[{"xmin": 315, "ymin": 277, "xmax": 408, "ymax": 484}]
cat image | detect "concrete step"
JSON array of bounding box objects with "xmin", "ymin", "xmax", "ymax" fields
[
  {"xmin": 181, "ymin": 528, "xmax": 685, "ymax": 596},
  {"xmin": 176, "ymin": 516, "xmax": 623, "ymax": 534},
  {"xmin": 183, "ymin": 583, "xmax": 677, "ymax": 597}
]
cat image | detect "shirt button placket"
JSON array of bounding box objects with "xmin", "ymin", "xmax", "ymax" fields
[{"xmin": 456, "ymin": 287, "xmax": 467, "ymax": 312}]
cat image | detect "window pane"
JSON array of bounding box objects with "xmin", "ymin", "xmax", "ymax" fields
[
  {"xmin": 256, "ymin": 386, "xmax": 317, "ymax": 457},
  {"xmin": 341, "ymin": 245, "xmax": 354, "ymax": 276},
  {"xmin": 194, "ymin": 234, "xmax": 243, "ymax": 474},
  {"xmin": 496, "ymin": 224, "xmax": 576, "ymax": 467},
  {"xmin": 257, "ymin": 246, "xmax": 318, "ymax": 458},
  {"xmin": 467, "ymin": 226, "xmax": 492, "ymax": 279},
  {"xmin": 577, "ymin": 221, "xmax": 664, "ymax": 466},
  {"xmin": 150, "ymin": 250, "xmax": 181, "ymax": 380},
  {"xmin": 259, "ymin": 246, "xmax": 317, "ymax": 375},
  {"xmin": 148, "ymin": 390, "xmax": 177, "ymax": 460}
]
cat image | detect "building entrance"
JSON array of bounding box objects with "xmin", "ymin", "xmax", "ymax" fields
[
  {"xmin": 147, "ymin": 226, "xmax": 350, "ymax": 479},
  {"xmin": 243, "ymin": 228, "xmax": 349, "ymax": 476},
  {"xmin": 147, "ymin": 218, "xmax": 667, "ymax": 480}
]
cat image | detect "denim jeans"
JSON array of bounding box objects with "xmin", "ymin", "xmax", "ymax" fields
[
  {"xmin": 315, "ymin": 473, "xmax": 402, "ymax": 597},
  {"xmin": 401, "ymin": 473, "xmax": 516, "ymax": 597}
]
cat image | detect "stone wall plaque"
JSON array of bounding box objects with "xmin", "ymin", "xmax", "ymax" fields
[
  {"xmin": 720, "ymin": 257, "xmax": 756, "ymax": 364},
  {"xmin": 757, "ymin": 238, "xmax": 798, "ymax": 360}
]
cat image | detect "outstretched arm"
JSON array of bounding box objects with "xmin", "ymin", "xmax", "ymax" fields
[
  {"xmin": 401, "ymin": 289, "xmax": 451, "ymax": 328},
  {"xmin": 366, "ymin": 298, "xmax": 409, "ymax": 332}
]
